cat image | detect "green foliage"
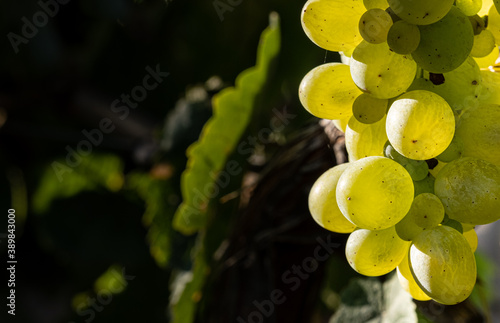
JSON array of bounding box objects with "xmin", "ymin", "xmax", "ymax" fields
[
  {"xmin": 127, "ymin": 171, "xmax": 177, "ymax": 268},
  {"xmin": 33, "ymin": 154, "xmax": 124, "ymax": 214},
  {"xmin": 173, "ymin": 13, "xmax": 281, "ymax": 235}
]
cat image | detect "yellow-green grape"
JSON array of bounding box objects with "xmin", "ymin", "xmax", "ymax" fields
[
  {"xmin": 345, "ymin": 115, "xmax": 388, "ymax": 161},
  {"xmin": 397, "ymin": 248, "xmax": 432, "ymax": 301},
  {"xmin": 387, "ymin": 20, "xmax": 421, "ymax": 54},
  {"xmin": 463, "ymin": 229, "xmax": 478, "ymax": 252},
  {"xmin": 436, "ymin": 136, "xmax": 464, "ymax": 163},
  {"xmin": 456, "ymin": 0, "xmax": 482, "ymax": 16},
  {"xmin": 471, "ymin": 30, "xmax": 496, "ymax": 58},
  {"xmin": 332, "ymin": 117, "xmax": 350, "ymax": 133},
  {"xmin": 409, "ymin": 225, "xmax": 477, "ymax": 305},
  {"xmin": 386, "ymin": 90, "xmax": 455, "ymax": 160},
  {"xmin": 299, "ymin": 63, "xmax": 361, "ymax": 120},
  {"xmin": 474, "ymin": 46, "xmax": 499, "ymax": 69},
  {"xmin": 350, "ymin": 41, "xmax": 417, "ymax": 99},
  {"xmin": 387, "ymin": 0, "xmax": 454, "ymax": 25},
  {"xmin": 395, "ymin": 210, "xmax": 425, "ymax": 241},
  {"xmin": 346, "ymin": 226, "xmax": 410, "ymax": 276},
  {"xmin": 352, "ymin": 93, "xmax": 388, "ymax": 124},
  {"xmin": 412, "ymin": 7, "xmax": 474, "ymax": 73},
  {"xmin": 386, "ymin": 7, "xmax": 402, "ymax": 23},
  {"xmin": 409, "ymin": 58, "xmax": 483, "ymax": 112},
  {"xmin": 336, "ymin": 156, "xmax": 414, "ymax": 230},
  {"xmin": 301, "ymin": 0, "xmax": 365, "ymax": 52},
  {"xmin": 359, "ymin": 8, "xmax": 393, "ymax": 44},
  {"xmin": 479, "ymin": 70, "xmax": 500, "ymax": 105},
  {"xmin": 308, "ymin": 164, "xmax": 357, "ymax": 233},
  {"xmin": 384, "ymin": 142, "xmax": 429, "ymax": 181},
  {"xmin": 421, "ymin": 57, "xmax": 482, "ymax": 112},
  {"xmin": 410, "ymin": 193, "xmax": 444, "ymax": 228},
  {"xmin": 488, "ymin": 5, "xmax": 500, "ymax": 44},
  {"xmin": 434, "ymin": 157, "xmax": 500, "ymax": 225},
  {"xmin": 364, "ymin": 0, "xmax": 388, "ymax": 10},
  {"xmin": 455, "ymin": 104, "xmax": 500, "ymax": 166},
  {"xmin": 413, "ymin": 173, "xmax": 435, "ymax": 197}
]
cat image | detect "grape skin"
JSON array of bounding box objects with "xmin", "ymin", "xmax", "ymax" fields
[
  {"xmin": 308, "ymin": 164, "xmax": 357, "ymax": 234},
  {"xmin": 336, "ymin": 156, "xmax": 414, "ymax": 230},
  {"xmin": 346, "ymin": 226, "xmax": 410, "ymax": 276},
  {"xmin": 409, "ymin": 225, "xmax": 476, "ymax": 305}
]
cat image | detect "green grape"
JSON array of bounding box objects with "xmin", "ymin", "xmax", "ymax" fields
[
  {"xmin": 436, "ymin": 136, "xmax": 464, "ymax": 163},
  {"xmin": 397, "ymin": 247, "xmax": 431, "ymax": 301},
  {"xmin": 364, "ymin": 0, "xmax": 388, "ymax": 10},
  {"xmin": 434, "ymin": 157, "xmax": 500, "ymax": 225},
  {"xmin": 417, "ymin": 57, "xmax": 483, "ymax": 112},
  {"xmin": 346, "ymin": 226, "xmax": 410, "ymax": 276},
  {"xmin": 463, "ymin": 229, "xmax": 478, "ymax": 252},
  {"xmin": 488, "ymin": 5, "xmax": 500, "ymax": 44},
  {"xmin": 409, "ymin": 225, "xmax": 476, "ymax": 305},
  {"xmin": 387, "ymin": 0, "xmax": 454, "ymax": 25},
  {"xmin": 308, "ymin": 164, "xmax": 357, "ymax": 233},
  {"xmin": 336, "ymin": 156, "xmax": 414, "ymax": 230},
  {"xmin": 471, "ymin": 30, "xmax": 496, "ymax": 58},
  {"xmin": 455, "ymin": 104, "xmax": 500, "ymax": 166},
  {"xmin": 410, "ymin": 193, "xmax": 444, "ymax": 229},
  {"xmin": 479, "ymin": 70, "xmax": 500, "ymax": 105},
  {"xmin": 413, "ymin": 173, "xmax": 435, "ymax": 197},
  {"xmin": 384, "ymin": 142, "xmax": 429, "ymax": 181},
  {"xmin": 456, "ymin": 0, "xmax": 482, "ymax": 16},
  {"xmin": 386, "ymin": 90, "xmax": 455, "ymax": 160},
  {"xmin": 474, "ymin": 45, "xmax": 499, "ymax": 68},
  {"xmin": 301, "ymin": 0, "xmax": 365, "ymax": 52},
  {"xmin": 395, "ymin": 211, "xmax": 424, "ymax": 241},
  {"xmin": 345, "ymin": 115, "xmax": 388, "ymax": 161},
  {"xmin": 387, "ymin": 20, "xmax": 420, "ymax": 54},
  {"xmin": 412, "ymin": 7, "xmax": 474, "ymax": 73},
  {"xmin": 299, "ymin": 63, "xmax": 361, "ymax": 120},
  {"xmin": 359, "ymin": 8, "xmax": 393, "ymax": 44},
  {"xmin": 352, "ymin": 93, "xmax": 388, "ymax": 124},
  {"xmin": 495, "ymin": 0, "xmax": 500, "ymax": 15},
  {"xmin": 350, "ymin": 41, "xmax": 417, "ymax": 99}
]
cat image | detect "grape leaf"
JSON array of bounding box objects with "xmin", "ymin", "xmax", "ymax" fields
[{"xmin": 172, "ymin": 13, "xmax": 281, "ymax": 235}]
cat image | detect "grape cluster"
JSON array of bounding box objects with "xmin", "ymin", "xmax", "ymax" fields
[{"xmin": 301, "ymin": 0, "xmax": 500, "ymax": 305}]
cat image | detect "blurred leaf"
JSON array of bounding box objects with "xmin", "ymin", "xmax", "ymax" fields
[
  {"xmin": 127, "ymin": 171, "xmax": 177, "ymax": 268},
  {"xmin": 32, "ymin": 154, "xmax": 124, "ymax": 214},
  {"xmin": 330, "ymin": 273, "xmax": 417, "ymax": 323},
  {"xmin": 173, "ymin": 12, "xmax": 281, "ymax": 235},
  {"xmin": 170, "ymin": 234, "xmax": 209, "ymax": 323}
]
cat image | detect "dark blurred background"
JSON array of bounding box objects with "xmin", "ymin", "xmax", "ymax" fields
[{"xmin": 0, "ymin": 1, "xmax": 497, "ymax": 322}]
